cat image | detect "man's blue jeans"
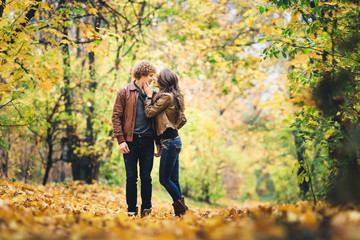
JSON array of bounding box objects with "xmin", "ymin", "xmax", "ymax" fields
[
  {"xmin": 123, "ymin": 136, "xmax": 154, "ymax": 212},
  {"xmin": 159, "ymin": 136, "xmax": 182, "ymax": 202}
]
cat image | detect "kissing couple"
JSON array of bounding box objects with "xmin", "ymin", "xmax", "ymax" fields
[{"xmin": 112, "ymin": 60, "xmax": 188, "ymax": 217}]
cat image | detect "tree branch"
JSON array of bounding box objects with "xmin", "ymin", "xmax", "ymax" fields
[
  {"xmin": 22, "ymin": 0, "xmax": 42, "ymax": 29},
  {"xmin": 0, "ymin": 123, "xmax": 28, "ymax": 127},
  {"xmin": 46, "ymin": 92, "xmax": 65, "ymax": 123},
  {"xmin": 74, "ymin": 40, "xmax": 97, "ymax": 44},
  {"xmin": 14, "ymin": 59, "xmax": 30, "ymax": 74},
  {"xmin": 0, "ymin": 97, "xmax": 14, "ymax": 109},
  {"xmin": 122, "ymin": 40, "xmax": 137, "ymax": 57},
  {"xmin": 0, "ymin": 0, "xmax": 6, "ymax": 18},
  {"xmin": 101, "ymin": 1, "xmax": 130, "ymax": 24},
  {"xmin": 138, "ymin": 1, "xmax": 146, "ymax": 31},
  {"xmin": 212, "ymin": 41, "xmax": 259, "ymax": 50},
  {"xmin": 11, "ymin": 101, "xmax": 24, "ymax": 119},
  {"xmin": 5, "ymin": 0, "xmax": 42, "ymax": 44}
]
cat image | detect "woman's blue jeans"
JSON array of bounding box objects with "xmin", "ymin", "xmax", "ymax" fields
[
  {"xmin": 123, "ymin": 136, "xmax": 154, "ymax": 212},
  {"xmin": 159, "ymin": 136, "xmax": 182, "ymax": 202}
]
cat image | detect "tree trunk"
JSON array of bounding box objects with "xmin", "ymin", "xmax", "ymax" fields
[
  {"xmin": 71, "ymin": 1, "xmax": 102, "ymax": 183},
  {"xmin": 0, "ymin": 145, "xmax": 9, "ymax": 179},
  {"xmin": 294, "ymin": 131, "xmax": 310, "ymax": 198},
  {"xmin": 76, "ymin": 25, "xmax": 81, "ymax": 58},
  {"xmin": 72, "ymin": 156, "xmax": 99, "ymax": 183},
  {"xmin": 42, "ymin": 137, "xmax": 53, "ymax": 185},
  {"xmin": 58, "ymin": 0, "xmax": 80, "ymax": 178},
  {"xmin": 327, "ymin": 127, "xmax": 360, "ymax": 204}
]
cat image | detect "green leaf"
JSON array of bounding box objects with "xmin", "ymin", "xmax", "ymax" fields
[
  {"xmin": 298, "ymin": 174, "xmax": 304, "ymax": 184},
  {"xmin": 274, "ymin": 50, "xmax": 280, "ymax": 58},
  {"xmin": 65, "ymin": 21, "xmax": 71, "ymax": 28},
  {"xmin": 259, "ymin": 6, "xmax": 265, "ymax": 14},
  {"xmin": 12, "ymin": 91, "xmax": 18, "ymax": 100},
  {"xmin": 302, "ymin": 48, "xmax": 309, "ymax": 54},
  {"xmin": 0, "ymin": 139, "xmax": 8, "ymax": 151}
]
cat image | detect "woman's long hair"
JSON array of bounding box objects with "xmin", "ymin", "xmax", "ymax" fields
[{"xmin": 157, "ymin": 69, "xmax": 185, "ymax": 115}]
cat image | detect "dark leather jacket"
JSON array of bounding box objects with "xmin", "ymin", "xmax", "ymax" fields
[
  {"xmin": 144, "ymin": 92, "xmax": 187, "ymax": 136},
  {"xmin": 112, "ymin": 82, "xmax": 156, "ymax": 144}
]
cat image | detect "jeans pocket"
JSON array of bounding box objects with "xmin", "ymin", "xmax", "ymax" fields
[
  {"xmin": 174, "ymin": 143, "xmax": 182, "ymax": 149},
  {"xmin": 174, "ymin": 142, "xmax": 182, "ymax": 154},
  {"xmin": 174, "ymin": 137, "xmax": 182, "ymax": 149},
  {"xmin": 175, "ymin": 147, "xmax": 181, "ymax": 154},
  {"xmin": 161, "ymin": 141, "xmax": 168, "ymax": 150}
]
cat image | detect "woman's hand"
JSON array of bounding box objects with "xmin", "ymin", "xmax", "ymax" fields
[
  {"xmin": 144, "ymin": 81, "xmax": 153, "ymax": 97},
  {"xmin": 154, "ymin": 144, "xmax": 161, "ymax": 157}
]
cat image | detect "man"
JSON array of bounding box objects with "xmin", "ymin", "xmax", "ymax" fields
[{"xmin": 112, "ymin": 60, "xmax": 160, "ymax": 217}]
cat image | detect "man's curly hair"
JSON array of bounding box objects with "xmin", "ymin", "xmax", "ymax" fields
[{"xmin": 131, "ymin": 60, "xmax": 157, "ymax": 80}]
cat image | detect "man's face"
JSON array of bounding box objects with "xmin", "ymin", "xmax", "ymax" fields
[{"xmin": 141, "ymin": 73, "xmax": 156, "ymax": 85}]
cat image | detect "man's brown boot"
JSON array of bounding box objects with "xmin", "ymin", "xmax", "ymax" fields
[{"xmin": 141, "ymin": 209, "xmax": 151, "ymax": 218}]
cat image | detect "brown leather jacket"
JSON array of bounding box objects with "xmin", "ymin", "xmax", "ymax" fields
[
  {"xmin": 144, "ymin": 92, "xmax": 187, "ymax": 136},
  {"xmin": 111, "ymin": 82, "xmax": 156, "ymax": 144}
]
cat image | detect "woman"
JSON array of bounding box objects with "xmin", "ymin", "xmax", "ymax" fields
[{"xmin": 143, "ymin": 69, "xmax": 188, "ymax": 216}]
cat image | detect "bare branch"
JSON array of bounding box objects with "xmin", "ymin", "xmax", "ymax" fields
[
  {"xmin": 14, "ymin": 59, "xmax": 30, "ymax": 74},
  {"xmin": 0, "ymin": 98, "xmax": 14, "ymax": 109},
  {"xmin": 0, "ymin": 123, "xmax": 28, "ymax": 127},
  {"xmin": 122, "ymin": 40, "xmax": 137, "ymax": 57},
  {"xmin": 11, "ymin": 101, "xmax": 24, "ymax": 119},
  {"xmin": 74, "ymin": 40, "xmax": 97, "ymax": 44},
  {"xmin": 138, "ymin": 1, "xmax": 146, "ymax": 31},
  {"xmin": 101, "ymin": 1, "xmax": 130, "ymax": 23}
]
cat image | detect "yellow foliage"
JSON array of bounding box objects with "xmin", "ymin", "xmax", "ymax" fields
[
  {"xmin": 88, "ymin": 7, "xmax": 98, "ymax": 15},
  {"xmin": 290, "ymin": 89, "xmax": 315, "ymax": 107},
  {"xmin": 261, "ymin": 26, "xmax": 275, "ymax": 35},
  {"xmin": 0, "ymin": 83, "xmax": 10, "ymax": 92},
  {"xmin": 289, "ymin": 12, "xmax": 301, "ymax": 24},
  {"xmin": 0, "ymin": 181, "xmax": 359, "ymax": 239}
]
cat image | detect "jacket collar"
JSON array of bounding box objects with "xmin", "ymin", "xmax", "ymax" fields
[{"xmin": 128, "ymin": 81, "xmax": 138, "ymax": 91}]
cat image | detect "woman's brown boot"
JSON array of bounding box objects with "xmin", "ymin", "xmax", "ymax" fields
[
  {"xmin": 172, "ymin": 199, "xmax": 186, "ymax": 216},
  {"xmin": 181, "ymin": 197, "xmax": 189, "ymax": 211}
]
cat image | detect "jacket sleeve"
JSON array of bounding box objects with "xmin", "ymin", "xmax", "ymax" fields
[
  {"xmin": 112, "ymin": 89, "xmax": 126, "ymax": 144},
  {"xmin": 144, "ymin": 93, "xmax": 172, "ymax": 118}
]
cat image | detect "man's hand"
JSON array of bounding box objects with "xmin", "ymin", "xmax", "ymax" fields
[
  {"xmin": 155, "ymin": 144, "xmax": 161, "ymax": 157},
  {"xmin": 119, "ymin": 142, "xmax": 130, "ymax": 154}
]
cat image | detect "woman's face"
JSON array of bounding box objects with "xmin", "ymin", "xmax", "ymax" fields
[{"xmin": 154, "ymin": 74, "xmax": 160, "ymax": 88}]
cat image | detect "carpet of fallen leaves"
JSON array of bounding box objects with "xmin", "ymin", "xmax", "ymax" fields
[{"xmin": 0, "ymin": 180, "xmax": 360, "ymax": 240}]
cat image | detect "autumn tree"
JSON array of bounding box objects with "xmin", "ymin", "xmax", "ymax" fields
[
  {"xmin": 1, "ymin": 0, "xmax": 164, "ymax": 184},
  {"xmin": 0, "ymin": 0, "xmax": 61, "ymax": 179},
  {"xmin": 262, "ymin": 0, "xmax": 360, "ymax": 204}
]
